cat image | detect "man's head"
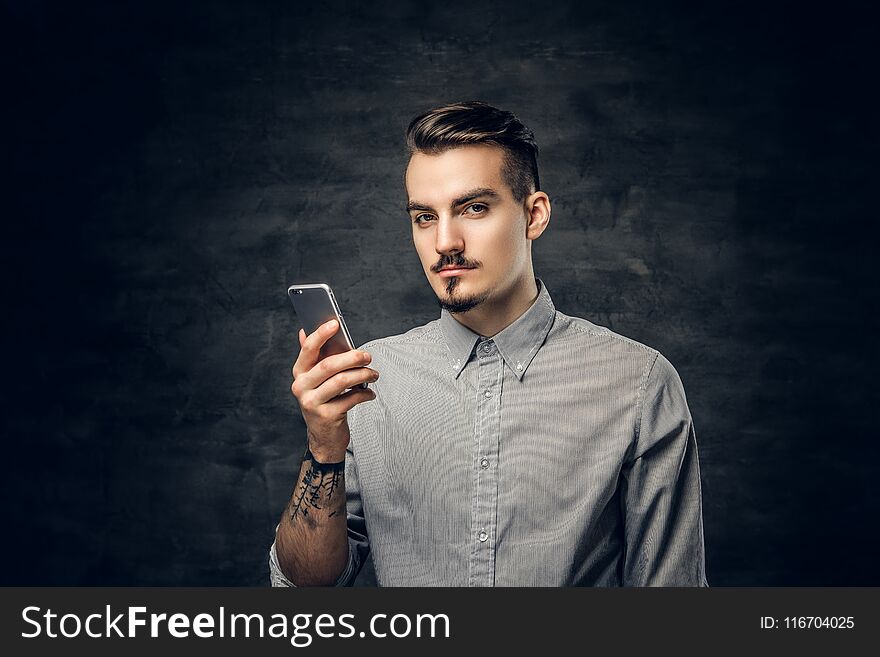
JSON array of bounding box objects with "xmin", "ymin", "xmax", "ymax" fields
[{"xmin": 404, "ymin": 101, "xmax": 551, "ymax": 315}]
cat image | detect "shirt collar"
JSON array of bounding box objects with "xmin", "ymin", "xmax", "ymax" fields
[{"xmin": 439, "ymin": 277, "xmax": 556, "ymax": 381}]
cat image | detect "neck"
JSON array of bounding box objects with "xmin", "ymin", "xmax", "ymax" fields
[{"xmin": 450, "ymin": 272, "xmax": 539, "ymax": 337}]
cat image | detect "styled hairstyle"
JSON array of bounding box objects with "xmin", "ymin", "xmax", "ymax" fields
[{"xmin": 405, "ymin": 100, "xmax": 540, "ymax": 203}]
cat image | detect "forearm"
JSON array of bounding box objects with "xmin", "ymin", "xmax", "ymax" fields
[{"xmin": 274, "ymin": 449, "xmax": 350, "ymax": 586}]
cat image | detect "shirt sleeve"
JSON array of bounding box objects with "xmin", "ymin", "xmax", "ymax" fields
[
  {"xmin": 268, "ymin": 527, "xmax": 358, "ymax": 587},
  {"xmin": 343, "ymin": 438, "xmax": 372, "ymax": 584},
  {"xmin": 267, "ymin": 408, "xmax": 372, "ymax": 587},
  {"xmin": 620, "ymin": 352, "xmax": 709, "ymax": 587}
]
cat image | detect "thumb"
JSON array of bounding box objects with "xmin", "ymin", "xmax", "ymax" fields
[{"xmin": 298, "ymin": 328, "xmax": 306, "ymax": 348}]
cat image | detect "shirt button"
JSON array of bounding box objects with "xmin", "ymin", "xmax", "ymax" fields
[
  {"xmin": 478, "ymin": 530, "xmax": 488, "ymax": 542},
  {"xmin": 516, "ymin": 361, "xmax": 523, "ymax": 371},
  {"xmin": 483, "ymin": 390, "xmax": 492, "ymax": 398},
  {"xmin": 481, "ymin": 343, "xmax": 492, "ymax": 354},
  {"xmin": 480, "ymin": 457, "xmax": 490, "ymax": 469}
]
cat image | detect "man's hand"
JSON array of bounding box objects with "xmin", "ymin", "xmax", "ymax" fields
[{"xmin": 291, "ymin": 319, "xmax": 378, "ymax": 463}]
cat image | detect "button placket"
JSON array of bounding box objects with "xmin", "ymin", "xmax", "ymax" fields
[{"xmin": 467, "ymin": 339, "xmax": 503, "ymax": 585}]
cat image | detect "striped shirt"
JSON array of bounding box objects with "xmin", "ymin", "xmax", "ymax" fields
[{"xmin": 269, "ymin": 277, "xmax": 708, "ymax": 586}]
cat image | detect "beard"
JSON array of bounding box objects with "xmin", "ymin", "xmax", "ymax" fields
[{"xmin": 436, "ymin": 276, "xmax": 490, "ymax": 313}]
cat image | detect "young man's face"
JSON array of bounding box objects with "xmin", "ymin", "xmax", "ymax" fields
[{"xmin": 404, "ymin": 144, "xmax": 535, "ymax": 314}]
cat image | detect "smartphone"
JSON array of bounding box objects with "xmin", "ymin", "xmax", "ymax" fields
[{"xmin": 287, "ymin": 283, "xmax": 367, "ymax": 389}]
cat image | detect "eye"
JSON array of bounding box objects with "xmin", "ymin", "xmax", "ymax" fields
[
  {"xmin": 465, "ymin": 203, "xmax": 488, "ymax": 215},
  {"xmin": 413, "ymin": 214, "xmax": 435, "ymax": 225}
]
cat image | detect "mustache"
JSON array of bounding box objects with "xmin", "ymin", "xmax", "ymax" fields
[{"xmin": 431, "ymin": 256, "xmax": 480, "ymax": 272}]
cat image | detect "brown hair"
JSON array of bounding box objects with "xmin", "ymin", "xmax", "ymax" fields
[{"xmin": 405, "ymin": 100, "xmax": 540, "ymax": 203}]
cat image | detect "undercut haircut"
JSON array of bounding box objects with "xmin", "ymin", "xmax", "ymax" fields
[{"xmin": 405, "ymin": 100, "xmax": 540, "ymax": 203}]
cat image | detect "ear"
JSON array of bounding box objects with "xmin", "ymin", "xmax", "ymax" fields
[{"xmin": 525, "ymin": 191, "xmax": 551, "ymax": 241}]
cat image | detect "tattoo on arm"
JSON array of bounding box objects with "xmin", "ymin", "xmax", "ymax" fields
[{"xmin": 288, "ymin": 451, "xmax": 344, "ymax": 530}]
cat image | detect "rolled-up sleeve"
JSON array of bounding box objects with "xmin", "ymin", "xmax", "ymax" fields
[
  {"xmin": 620, "ymin": 352, "xmax": 708, "ymax": 587},
  {"xmin": 268, "ymin": 530, "xmax": 358, "ymax": 587}
]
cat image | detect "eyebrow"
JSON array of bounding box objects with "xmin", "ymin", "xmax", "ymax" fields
[{"xmin": 405, "ymin": 187, "xmax": 501, "ymax": 214}]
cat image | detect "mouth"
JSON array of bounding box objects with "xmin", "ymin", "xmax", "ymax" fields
[{"xmin": 437, "ymin": 266, "xmax": 475, "ymax": 278}]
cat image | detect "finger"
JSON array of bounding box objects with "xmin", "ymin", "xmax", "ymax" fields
[
  {"xmin": 292, "ymin": 329, "xmax": 307, "ymax": 378},
  {"xmin": 292, "ymin": 328, "xmax": 307, "ymax": 379},
  {"xmin": 322, "ymin": 383, "xmax": 377, "ymax": 415},
  {"xmin": 309, "ymin": 366, "xmax": 378, "ymax": 406},
  {"xmin": 310, "ymin": 366, "xmax": 379, "ymax": 406},
  {"xmin": 294, "ymin": 348, "xmax": 372, "ymax": 391},
  {"xmin": 293, "ymin": 319, "xmax": 339, "ymax": 376}
]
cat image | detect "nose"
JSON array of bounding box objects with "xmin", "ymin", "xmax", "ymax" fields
[{"xmin": 434, "ymin": 215, "xmax": 465, "ymax": 256}]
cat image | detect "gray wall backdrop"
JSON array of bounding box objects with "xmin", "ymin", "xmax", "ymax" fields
[{"xmin": 3, "ymin": 0, "xmax": 877, "ymax": 585}]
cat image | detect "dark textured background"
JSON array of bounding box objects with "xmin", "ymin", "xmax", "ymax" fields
[{"xmin": 2, "ymin": 0, "xmax": 877, "ymax": 585}]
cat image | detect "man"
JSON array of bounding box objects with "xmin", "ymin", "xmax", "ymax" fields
[{"xmin": 269, "ymin": 100, "xmax": 708, "ymax": 586}]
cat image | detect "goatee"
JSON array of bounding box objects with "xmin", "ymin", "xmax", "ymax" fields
[{"xmin": 437, "ymin": 278, "xmax": 490, "ymax": 313}]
